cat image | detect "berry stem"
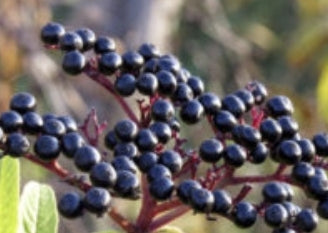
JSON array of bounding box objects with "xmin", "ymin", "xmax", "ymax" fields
[
  {"xmin": 153, "ymin": 199, "xmax": 183, "ymax": 215},
  {"xmin": 107, "ymin": 208, "xmax": 136, "ymax": 233},
  {"xmin": 232, "ymin": 184, "xmax": 253, "ymax": 204}
]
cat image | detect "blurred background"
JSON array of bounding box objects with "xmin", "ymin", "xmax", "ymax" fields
[{"xmin": 1, "ymin": 0, "xmax": 328, "ymax": 232}]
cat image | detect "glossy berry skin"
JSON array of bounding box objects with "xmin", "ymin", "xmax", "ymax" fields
[
  {"xmin": 221, "ymin": 95, "xmax": 246, "ymax": 118},
  {"xmin": 114, "ymin": 74, "xmax": 136, "ymax": 97},
  {"xmin": 212, "ymin": 189, "xmax": 232, "ymax": 215},
  {"xmin": 41, "ymin": 22, "xmax": 65, "ymax": 45},
  {"xmin": 0, "ymin": 127, "xmax": 4, "ymax": 143},
  {"xmin": 137, "ymin": 152, "xmax": 158, "ymax": 173},
  {"xmin": 238, "ymin": 125, "xmax": 261, "ymax": 148},
  {"xmin": 264, "ymin": 203, "xmax": 288, "ymax": 228},
  {"xmin": 149, "ymin": 122, "xmax": 172, "ymax": 144},
  {"xmin": 312, "ymin": 133, "xmax": 328, "ymax": 156},
  {"xmin": 111, "ymin": 156, "xmax": 138, "ymax": 174},
  {"xmin": 180, "ymin": 100, "xmax": 204, "ymax": 124},
  {"xmin": 282, "ymin": 201, "xmax": 301, "ymax": 222},
  {"xmin": 260, "ymin": 118, "xmax": 282, "ymax": 143},
  {"xmin": 43, "ymin": 118, "xmax": 66, "ymax": 138},
  {"xmin": 176, "ymin": 68, "xmax": 190, "ymax": 83},
  {"xmin": 266, "ymin": 95, "xmax": 294, "ymax": 117},
  {"xmin": 249, "ymin": 143, "xmax": 269, "ymax": 164},
  {"xmin": 198, "ymin": 92, "xmax": 221, "ymax": 115},
  {"xmin": 213, "ymin": 110, "xmax": 237, "ymax": 133},
  {"xmin": 90, "ymin": 162, "xmax": 117, "ymax": 188},
  {"xmin": 59, "ymin": 32, "xmax": 83, "ymax": 51},
  {"xmin": 0, "ymin": 111, "xmax": 23, "ymax": 133},
  {"xmin": 314, "ymin": 167, "xmax": 328, "ymax": 180},
  {"xmin": 61, "ymin": 132, "xmax": 85, "ymax": 158},
  {"xmin": 223, "ymin": 144, "xmax": 247, "ymax": 168},
  {"xmin": 10, "ymin": 92, "xmax": 36, "ymax": 114},
  {"xmin": 121, "ymin": 51, "xmax": 144, "ymax": 72},
  {"xmin": 58, "ymin": 192, "xmax": 83, "ymax": 219},
  {"xmin": 187, "ymin": 76, "xmax": 204, "ymax": 97},
  {"xmin": 276, "ymin": 140, "xmax": 301, "ymax": 165},
  {"xmin": 114, "ymin": 119, "xmax": 138, "ymax": 142},
  {"xmin": 6, "ymin": 133, "xmax": 30, "ymax": 157},
  {"xmin": 42, "ymin": 113, "xmax": 57, "ymax": 122},
  {"xmin": 22, "ymin": 112, "xmax": 43, "ymax": 134},
  {"xmin": 149, "ymin": 177, "xmax": 174, "ymax": 200},
  {"xmin": 157, "ymin": 56, "xmax": 180, "ymax": 74},
  {"xmin": 190, "ymin": 188, "xmax": 214, "ymax": 213},
  {"xmin": 294, "ymin": 209, "xmax": 318, "ymax": 232},
  {"xmin": 168, "ymin": 117, "xmax": 181, "ymax": 132},
  {"xmin": 234, "ymin": 89, "xmax": 255, "ymax": 111},
  {"xmin": 231, "ymin": 201, "xmax": 257, "ymax": 228},
  {"xmin": 172, "ymin": 83, "xmax": 194, "ymax": 103},
  {"xmin": 94, "ymin": 36, "xmax": 116, "ymax": 54},
  {"xmin": 114, "ymin": 170, "xmax": 140, "ymax": 199},
  {"xmin": 199, "ymin": 138, "xmax": 224, "ymax": 163},
  {"xmin": 156, "ymin": 70, "xmax": 177, "ymax": 96},
  {"xmin": 98, "ymin": 52, "xmax": 122, "ymax": 75},
  {"xmin": 113, "ymin": 142, "xmax": 138, "ymax": 159},
  {"xmin": 74, "ymin": 145, "xmax": 101, "ymax": 172},
  {"xmin": 247, "ymin": 81, "xmax": 268, "ymax": 104},
  {"xmin": 143, "ymin": 58, "xmax": 158, "ymax": 73},
  {"xmin": 57, "ymin": 115, "xmax": 78, "ymax": 132},
  {"xmin": 136, "ymin": 73, "xmax": 158, "ymax": 96},
  {"xmin": 291, "ymin": 162, "xmax": 315, "ymax": 184},
  {"xmin": 62, "ymin": 50, "xmax": 86, "ymax": 75},
  {"xmin": 262, "ymin": 182, "xmax": 289, "ymax": 203},
  {"xmin": 158, "ymin": 150, "xmax": 182, "ymax": 173},
  {"xmin": 104, "ymin": 130, "xmax": 118, "ymax": 150},
  {"xmin": 34, "ymin": 135, "xmax": 61, "ymax": 161},
  {"xmin": 317, "ymin": 199, "xmax": 328, "ymax": 219},
  {"xmin": 135, "ymin": 129, "xmax": 158, "ymax": 152},
  {"xmin": 84, "ymin": 187, "xmax": 111, "ymax": 215},
  {"xmin": 138, "ymin": 43, "xmax": 160, "ymax": 60},
  {"xmin": 277, "ymin": 116, "xmax": 299, "ymax": 139},
  {"xmin": 297, "ymin": 138, "xmax": 316, "ymax": 162},
  {"xmin": 306, "ymin": 175, "xmax": 328, "ymax": 200},
  {"xmin": 151, "ymin": 99, "xmax": 175, "ymax": 122},
  {"xmin": 272, "ymin": 228, "xmax": 296, "ymax": 233},
  {"xmin": 75, "ymin": 28, "xmax": 96, "ymax": 51},
  {"xmin": 177, "ymin": 179, "xmax": 202, "ymax": 204},
  {"xmin": 147, "ymin": 164, "xmax": 172, "ymax": 182}
]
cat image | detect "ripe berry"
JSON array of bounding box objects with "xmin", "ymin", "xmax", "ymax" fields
[
  {"xmin": 104, "ymin": 130, "xmax": 118, "ymax": 150},
  {"xmin": 156, "ymin": 70, "xmax": 177, "ymax": 96},
  {"xmin": 264, "ymin": 203, "xmax": 288, "ymax": 228},
  {"xmin": 10, "ymin": 92, "xmax": 36, "ymax": 114},
  {"xmin": 180, "ymin": 100, "xmax": 204, "ymax": 124},
  {"xmin": 22, "ymin": 112, "xmax": 43, "ymax": 134},
  {"xmin": 111, "ymin": 156, "xmax": 137, "ymax": 174},
  {"xmin": 149, "ymin": 122, "xmax": 172, "ymax": 144},
  {"xmin": 199, "ymin": 138, "xmax": 224, "ymax": 163},
  {"xmin": 59, "ymin": 32, "xmax": 83, "ymax": 51},
  {"xmin": 158, "ymin": 150, "xmax": 182, "ymax": 173},
  {"xmin": 276, "ymin": 140, "xmax": 301, "ymax": 165},
  {"xmin": 6, "ymin": 133, "xmax": 30, "ymax": 157},
  {"xmin": 151, "ymin": 99, "xmax": 175, "ymax": 122},
  {"xmin": 138, "ymin": 43, "xmax": 160, "ymax": 60},
  {"xmin": 114, "ymin": 119, "xmax": 138, "ymax": 142},
  {"xmin": 172, "ymin": 83, "xmax": 194, "ymax": 103},
  {"xmin": 312, "ymin": 133, "xmax": 328, "ymax": 156},
  {"xmin": 277, "ymin": 116, "xmax": 299, "ymax": 139},
  {"xmin": 90, "ymin": 162, "xmax": 117, "ymax": 188},
  {"xmin": 317, "ymin": 199, "xmax": 328, "ymax": 219},
  {"xmin": 221, "ymin": 95, "xmax": 246, "ymax": 118},
  {"xmin": 43, "ymin": 118, "xmax": 66, "ymax": 138},
  {"xmin": 94, "ymin": 36, "xmax": 116, "ymax": 54},
  {"xmin": 114, "ymin": 170, "xmax": 140, "ymax": 199},
  {"xmin": 231, "ymin": 201, "xmax": 257, "ymax": 228},
  {"xmin": 41, "ymin": 22, "xmax": 65, "ymax": 45},
  {"xmin": 136, "ymin": 73, "xmax": 158, "ymax": 96},
  {"xmin": 34, "ymin": 135, "xmax": 61, "ymax": 161},
  {"xmin": 143, "ymin": 58, "xmax": 158, "ymax": 73},
  {"xmin": 306, "ymin": 175, "xmax": 328, "ymax": 200},
  {"xmin": 282, "ymin": 201, "xmax": 301, "ymax": 222},
  {"xmin": 0, "ymin": 111, "xmax": 23, "ymax": 133},
  {"xmin": 266, "ymin": 96, "xmax": 294, "ymax": 117},
  {"xmin": 260, "ymin": 118, "xmax": 282, "ymax": 142},
  {"xmin": 198, "ymin": 92, "xmax": 221, "ymax": 115},
  {"xmin": 212, "ymin": 189, "xmax": 232, "ymax": 215},
  {"xmin": 42, "ymin": 113, "xmax": 57, "ymax": 122},
  {"xmin": 246, "ymin": 81, "xmax": 268, "ymax": 104},
  {"xmin": 114, "ymin": 74, "xmax": 136, "ymax": 97},
  {"xmin": 294, "ymin": 209, "xmax": 318, "ymax": 232},
  {"xmin": 84, "ymin": 187, "xmax": 111, "ymax": 215},
  {"xmin": 234, "ymin": 89, "xmax": 255, "ymax": 111},
  {"xmin": 249, "ymin": 143, "xmax": 269, "ymax": 164},
  {"xmin": 61, "ymin": 132, "xmax": 85, "ymax": 158},
  {"xmin": 168, "ymin": 117, "xmax": 181, "ymax": 132},
  {"xmin": 262, "ymin": 182, "xmax": 289, "ymax": 203},
  {"xmin": 137, "ymin": 152, "xmax": 158, "ymax": 173},
  {"xmin": 135, "ymin": 129, "xmax": 158, "ymax": 152},
  {"xmin": 272, "ymin": 228, "xmax": 296, "ymax": 233},
  {"xmin": 297, "ymin": 138, "xmax": 316, "ymax": 162},
  {"xmin": 74, "ymin": 145, "xmax": 101, "ymax": 172},
  {"xmin": 62, "ymin": 50, "xmax": 86, "ymax": 75},
  {"xmin": 75, "ymin": 28, "xmax": 96, "ymax": 51},
  {"xmin": 149, "ymin": 177, "xmax": 174, "ymax": 200},
  {"xmin": 187, "ymin": 76, "xmax": 204, "ymax": 97},
  {"xmin": 58, "ymin": 192, "xmax": 83, "ymax": 219},
  {"xmin": 177, "ymin": 179, "xmax": 202, "ymax": 204},
  {"xmin": 238, "ymin": 125, "xmax": 261, "ymax": 148},
  {"xmin": 113, "ymin": 142, "xmax": 138, "ymax": 159},
  {"xmin": 291, "ymin": 162, "xmax": 315, "ymax": 184},
  {"xmin": 147, "ymin": 164, "xmax": 172, "ymax": 182},
  {"xmin": 157, "ymin": 56, "xmax": 180, "ymax": 74},
  {"xmin": 223, "ymin": 144, "xmax": 247, "ymax": 167},
  {"xmin": 57, "ymin": 115, "xmax": 78, "ymax": 132},
  {"xmin": 176, "ymin": 68, "xmax": 190, "ymax": 83},
  {"xmin": 213, "ymin": 110, "xmax": 237, "ymax": 133},
  {"xmin": 189, "ymin": 188, "xmax": 214, "ymax": 213},
  {"xmin": 121, "ymin": 51, "xmax": 144, "ymax": 72},
  {"xmin": 98, "ymin": 52, "xmax": 122, "ymax": 75},
  {"xmin": 314, "ymin": 167, "xmax": 328, "ymax": 180}
]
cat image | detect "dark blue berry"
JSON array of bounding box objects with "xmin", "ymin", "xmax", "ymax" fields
[
  {"xmin": 84, "ymin": 187, "xmax": 111, "ymax": 215},
  {"xmin": 247, "ymin": 81, "xmax": 267, "ymax": 104},
  {"xmin": 22, "ymin": 112, "xmax": 43, "ymax": 134},
  {"xmin": 113, "ymin": 142, "xmax": 138, "ymax": 159},
  {"xmin": 177, "ymin": 179, "xmax": 202, "ymax": 204},
  {"xmin": 61, "ymin": 132, "xmax": 85, "ymax": 158},
  {"xmin": 317, "ymin": 199, "xmax": 328, "ymax": 219},
  {"xmin": 277, "ymin": 116, "xmax": 299, "ymax": 139},
  {"xmin": 143, "ymin": 58, "xmax": 158, "ymax": 73},
  {"xmin": 10, "ymin": 92, "xmax": 36, "ymax": 114},
  {"xmin": 266, "ymin": 96, "xmax": 294, "ymax": 117},
  {"xmin": 294, "ymin": 209, "xmax": 318, "ymax": 232},
  {"xmin": 138, "ymin": 43, "xmax": 160, "ymax": 60},
  {"xmin": 189, "ymin": 188, "xmax": 214, "ymax": 213},
  {"xmin": 122, "ymin": 51, "xmax": 144, "ymax": 72},
  {"xmin": 41, "ymin": 22, "xmax": 65, "ymax": 45},
  {"xmin": 156, "ymin": 70, "xmax": 177, "ymax": 96},
  {"xmin": 231, "ymin": 201, "xmax": 257, "ymax": 228},
  {"xmin": 75, "ymin": 28, "xmax": 96, "ymax": 51},
  {"xmin": 149, "ymin": 122, "xmax": 172, "ymax": 144},
  {"xmin": 234, "ymin": 89, "xmax": 255, "ymax": 111},
  {"xmin": 114, "ymin": 170, "xmax": 140, "ymax": 199},
  {"xmin": 291, "ymin": 162, "xmax": 315, "ymax": 184},
  {"xmin": 212, "ymin": 189, "xmax": 232, "ymax": 215},
  {"xmin": 149, "ymin": 177, "xmax": 174, "ymax": 201},
  {"xmin": 90, "ymin": 162, "xmax": 117, "ymax": 188},
  {"xmin": 168, "ymin": 117, "xmax": 180, "ymax": 132},
  {"xmin": 98, "ymin": 52, "xmax": 122, "ymax": 75},
  {"xmin": 6, "ymin": 133, "xmax": 30, "ymax": 157},
  {"xmin": 43, "ymin": 118, "xmax": 66, "ymax": 138},
  {"xmin": 104, "ymin": 130, "xmax": 118, "ymax": 150},
  {"xmin": 223, "ymin": 144, "xmax": 247, "ymax": 167},
  {"xmin": 306, "ymin": 175, "xmax": 328, "ymax": 200},
  {"xmin": 62, "ymin": 50, "xmax": 86, "ymax": 75},
  {"xmin": 314, "ymin": 167, "xmax": 328, "ymax": 180},
  {"xmin": 180, "ymin": 100, "xmax": 204, "ymax": 124},
  {"xmin": 312, "ymin": 133, "xmax": 328, "ymax": 156},
  {"xmin": 172, "ymin": 83, "xmax": 194, "ymax": 103},
  {"xmin": 249, "ymin": 143, "xmax": 269, "ymax": 164},
  {"xmin": 94, "ymin": 36, "xmax": 116, "ymax": 54},
  {"xmin": 114, "ymin": 74, "xmax": 136, "ymax": 97},
  {"xmin": 59, "ymin": 32, "xmax": 83, "ymax": 51},
  {"xmin": 260, "ymin": 118, "xmax": 282, "ymax": 142},
  {"xmin": 137, "ymin": 152, "xmax": 158, "ymax": 173},
  {"xmin": 198, "ymin": 92, "xmax": 221, "ymax": 115},
  {"xmin": 282, "ymin": 201, "xmax": 301, "ymax": 222},
  {"xmin": 151, "ymin": 99, "xmax": 175, "ymax": 122},
  {"xmin": 157, "ymin": 56, "xmax": 180, "ymax": 74},
  {"xmin": 264, "ymin": 203, "xmax": 288, "ymax": 228},
  {"xmin": 58, "ymin": 192, "xmax": 83, "ymax": 218},
  {"xmin": 272, "ymin": 228, "xmax": 296, "ymax": 233},
  {"xmin": 297, "ymin": 138, "xmax": 316, "ymax": 162},
  {"xmin": 199, "ymin": 138, "xmax": 224, "ymax": 163},
  {"xmin": 147, "ymin": 164, "xmax": 172, "ymax": 182},
  {"xmin": 238, "ymin": 125, "xmax": 261, "ymax": 148},
  {"xmin": 213, "ymin": 110, "xmax": 237, "ymax": 133},
  {"xmin": 135, "ymin": 129, "xmax": 158, "ymax": 152},
  {"xmin": 158, "ymin": 150, "xmax": 182, "ymax": 174},
  {"xmin": 34, "ymin": 135, "xmax": 61, "ymax": 161},
  {"xmin": 42, "ymin": 113, "xmax": 57, "ymax": 122},
  {"xmin": 187, "ymin": 76, "xmax": 204, "ymax": 97},
  {"xmin": 114, "ymin": 119, "xmax": 138, "ymax": 142},
  {"xmin": 57, "ymin": 115, "xmax": 78, "ymax": 132},
  {"xmin": 222, "ymin": 95, "xmax": 246, "ymax": 118},
  {"xmin": 276, "ymin": 140, "xmax": 301, "ymax": 165},
  {"xmin": 262, "ymin": 182, "xmax": 289, "ymax": 203},
  {"xmin": 137, "ymin": 73, "xmax": 158, "ymax": 96},
  {"xmin": 0, "ymin": 111, "xmax": 23, "ymax": 133},
  {"xmin": 111, "ymin": 156, "xmax": 137, "ymax": 174},
  {"xmin": 74, "ymin": 145, "xmax": 101, "ymax": 172},
  {"xmin": 176, "ymin": 68, "xmax": 190, "ymax": 83}
]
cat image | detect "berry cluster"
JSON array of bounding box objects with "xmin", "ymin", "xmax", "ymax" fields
[{"xmin": 1, "ymin": 21, "xmax": 328, "ymax": 233}]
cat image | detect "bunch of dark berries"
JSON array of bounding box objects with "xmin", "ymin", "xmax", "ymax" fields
[{"xmin": 1, "ymin": 21, "xmax": 328, "ymax": 233}]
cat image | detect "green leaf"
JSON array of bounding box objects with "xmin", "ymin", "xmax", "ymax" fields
[
  {"xmin": 154, "ymin": 226, "xmax": 185, "ymax": 233},
  {"xmin": 317, "ymin": 62, "xmax": 328, "ymax": 123},
  {"xmin": 18, "ymin": 181, "xmax": 58, "ymax": 233},
  {"xmin": 0, "ymin": 157, "xmax": 20, "ymax": 233}
]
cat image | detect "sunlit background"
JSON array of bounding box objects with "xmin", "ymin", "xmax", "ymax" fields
[{"xmin": 1, "ymin": 0, "xmax": 328, "ymax": 232}]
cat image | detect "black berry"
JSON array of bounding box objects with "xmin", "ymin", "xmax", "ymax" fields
[
  {"xmin": 149, "ymin": 177, "xmax": 174, "ymax": 201},
  {"xmin": 40, "ymin": 22, "xmax": 65, "ymax": 45},
  {"xmin": 74, "ymin": 145, "xmax": 101, "ymax": 172},
  {"xmin": 0, "ymin": 111, "xmax": 23, "ymax": 133},
  {"xmin": 231, "ymin": 201, "xmax": 257, "ymax": 228},
  {"xmin": 94, "ymin": 36, "xmax": 116, "ymax": 54},
  {"xmin": 62, "ymin": 50, "xmax": 86, "ymax": 75},
  {"xmin": 84, "ymin": 187, "xmax": 111, "ymax": 215},
  {"xmin": 61, "ymin": 132, "xmax": 85, "ymax": 158},
  {"xmin": 6, "ymin": 133, "xmax": 30, "ymax": 157},
  {"xmin": 151, "ymin": 99, "xmax": 175, "ymax": 122},
  {"xmin": 59, "ymin": 32, "xmax": 83, "ymax": 51},
  {"xmin": 75, "ymin": 28, "xmax": 96, "ymax": 51},
  {"xmin": 180, "ymin": 100, "xmax": 204, "ymax": 124},
  {"xmin": 10, "ymin": 92, "xmax": 36, "ymax": 114},
  {"xmin": 114, "ymin": 74, "xmax": 136, "ymax": 97},
  {"xmin": 58, "ymin": 192, "xmax": 83, "ymax": 219},
  {"xmin": 114, "ymin": 119, "xmax": 138, "ymax": 142},
  {"xmin": 90, "ymin": 162, "xmax": 117, "ymax": 188},
  {"xmin": 34, "ymin": 135, "xmax": 61, "ymax": 161},
  {"xmin": 98, "ymin": 52, "xmax": 122, "ymax": 75},
  {"xmin": 199, "ymin": 138, "xmax": 224, "ymax": 163}
]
